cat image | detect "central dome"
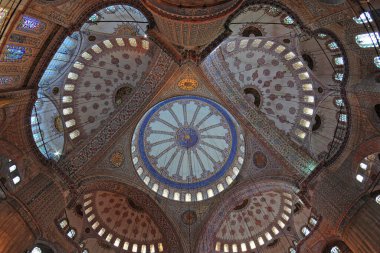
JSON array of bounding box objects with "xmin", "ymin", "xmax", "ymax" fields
[{"xmin": 131, "ymin": 96, "xmax": 245, "ymax": 201}]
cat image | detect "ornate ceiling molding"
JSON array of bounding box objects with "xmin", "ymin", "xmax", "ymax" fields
[
  {"xmin": 57, "ymin": 49, "xmax": 177, "ymax": 177},
  {"xmin": 202, "ymin": 49, "xmax": 317, "ymax": 177}
]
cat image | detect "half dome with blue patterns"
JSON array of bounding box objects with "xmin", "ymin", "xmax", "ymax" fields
[{"xmin": 132, "ymin": 96, "xmax": 245, "ymax": 202}]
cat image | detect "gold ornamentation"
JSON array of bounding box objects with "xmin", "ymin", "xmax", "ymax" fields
[
  {"xmin": 178, "ymin": 78, "xmax": 198, "ymax": 91},
  {"xmin": 110, "ymin": 151, "xmax": 124, "ymax": 167}
]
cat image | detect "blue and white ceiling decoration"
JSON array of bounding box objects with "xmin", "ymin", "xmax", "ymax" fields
[{"xmin": 132, "ymin": 96, "xmax": 245, "ymax": 202}]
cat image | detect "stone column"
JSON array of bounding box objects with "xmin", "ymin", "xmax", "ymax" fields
[{"xmin": 342, "ymin": 198, "xmax": 380, "ymax": 253}]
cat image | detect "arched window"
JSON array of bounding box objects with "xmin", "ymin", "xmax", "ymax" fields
[
  {"xmin": 309, "ymin": 217, "xmax": 318, "ymax": 226},
  {"xmin": 29, "ymin": 243, "xmax": 55, "ymax": 253},
  {"xmin": 59, "ymin": 219, "xmax": 68, "ymax": 229},
  {"xmin": 67, "ymin": 228, "xmax": 76, "ymax": 238},
  {"xmin": 284, "ymin": 16, "xmax": 295, "ymax": 25},
  {"xmin": 89, "ymin": 13, "xmax": 100, "ymax": 22},
  {"xmin": 301, "ymin": 226, "xmax": 311, "ymax": 237},
  {"xmin": 31, "ymin": 247, "xmax": 42, "ymax": 253},
  {"xmin": 327, "ymin": 42, "xmax": 339, "ymax": 50},
  {"xmin": 355, "ymin": 32, "xmax": 380, "ymax": 48},
  {"xmin": 376, "ymin": 195, "xmax": 380, "ymax": 205},
  {"xmin": 335, "ymin": 98, "xmax": 345, "ymax": 107},
  {"xmin": 1, "ymin": 158, "xmax": 21, "ymax": 186},
  {"xmin": 356, "ymin": 174, "xmax": 364, "ymax": 183},
  {"xmin": 331, "ymin": 246, "xmax": 342, "ymax": 253},
  {"xmin": 353, "ymin": 12, "xmax": 373, "ymax": 24},
  {"xmin": 334, "ymin": 56, "xmax": 344, "ymax": 66}
]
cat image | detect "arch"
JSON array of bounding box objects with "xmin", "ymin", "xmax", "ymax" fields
[
  {"xmin": 196, "ymin": 179, "xmax": 299, "ymax": 253},
  {"xmin": 242, "ymin": 26, "xmax": 263, "ymax": 37},
  {"xmin": 30, "ymin": 95, "xmax": 64, "ymax": 161},
  {"xmin": 302, "ymin": 53, "xmax": 314, "ymax": 70},
  {"xmin": 323, "ymin": 241, "xmax": 352, "ymax": 253},
  {"xmin": 70, "ymin": 1, "xmax": 154, "ymax": 32},
  {"xmin": 352, "ymin": 137, "xmax": 380, "ymax": 165},
  {"xmin": 0, "ymin": 138, "xmax": 23, "ymax": 160},
  {"xmin": 76, "ymin": 178, "xmax": 184, "ymax": 253},
  {"xmin": 29, "ymin": 242, "xmax": 55, "ymax": 253},
  {"xmin": 244, "ymin": 87, "xmax": 261, "ymax": 107}
]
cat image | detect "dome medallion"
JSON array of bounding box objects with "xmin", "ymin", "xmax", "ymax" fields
[{"xmin": 131, "ymin": 96, "xmax": 245, "ymax": 202}]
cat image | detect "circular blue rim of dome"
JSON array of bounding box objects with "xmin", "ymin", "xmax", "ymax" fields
[{"xmin": 138, "ymin": 95, "xmax": 238, "ymax": 190}]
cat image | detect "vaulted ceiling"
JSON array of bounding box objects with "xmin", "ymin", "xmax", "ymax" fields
[{"xmin": 0, "ymin": 1, "xmax": 379, "ymax": 253}]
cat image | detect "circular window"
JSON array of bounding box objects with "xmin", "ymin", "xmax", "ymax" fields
[
  {"xmin": 52, "ymin": 87, "xmax": 59, "ymax": 95},
  {"xmin": 131, "ymin": 96, "xmax": 245, "ymax": 201},
  {"xmin": 115, "ymin": 86, "xmax": 132, "ymax": 106}
]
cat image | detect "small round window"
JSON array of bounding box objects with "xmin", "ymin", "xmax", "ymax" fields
[{"xmin": 115, "ymin": 86, "xmax": 132, "ymax": 106}]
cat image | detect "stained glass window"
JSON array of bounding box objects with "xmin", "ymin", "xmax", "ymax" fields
[
  {"xmin": 17, "ymin": 16, "xmax": 46, "ymax": 34},
  {"xmin": 355, "ymin": 32, "xmax": 380, "ymax": 48},
  {"xmin": 318, "ymin": 33, "xmax": 327, "ymax": 39},
  {"xmin": 105, "ymin": 6, "xmax": 117, "ymax": 13},
  {"xmin": 31, "ymin": 247, "xmax": 42, "ymax": 253},
  {"xmin": 67, "ymin": 229, "xmax": 76, "ymax": 238},
  {"xmin": 309, "ymin": 217, "xmax": 318, "ymax": 226},
  {"xmin": 284, "ymin": 16, "xmax": 295, "ymax": 25},
  {"xmin": 301, "ymin": 226, "xmax": 310, "ymax": 236},
  {"xmin": 334, "ymin": 57, "xmax": 344, "ymax": 65},
  {"xmin": 331, "ymin": 246, "xmax": 341, "ymax": 253},
  {"xmin": 267, "ymin": 6, "xmax": 281, "ymax": 16},
  {"xmin": 353, "ymin": 12, "xmax": 373, "ymax": 24},
  {"xmin": 339, "ymin": 114, "xmax": 347, "ymax": 122},
  {"xmin": 335, "ymin": 99, "xmax": 344, "ymax": 107},
  {"xmin": 334, "ymin": 73, "xmax": 344, "ymax": 82},
  {"xmin": 89, "ymin": 13, "xmax": 100, "ymax": 22},
  {"xmin": 0, "ymin": 8, "xmax": 8, "ymax": 24},
  {"xmin": 22, "ymin": 16, "xmax": 39, "ymax": 29},
  {"xmin": 328, "ymin": 42, "xmax": 339, "ymax": 50},
  {"xmin": 4, "ymin": 45, "xmax": 26, "ymax": 61}
]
